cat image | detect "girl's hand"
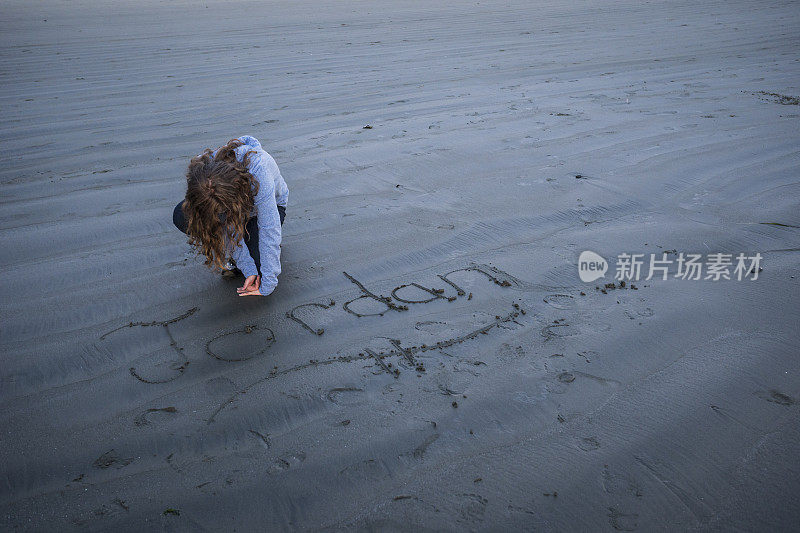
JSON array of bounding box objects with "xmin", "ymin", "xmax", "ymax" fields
[{"xmin": 238, "ymin": 274, "xmax": 262, "ymax": 296}]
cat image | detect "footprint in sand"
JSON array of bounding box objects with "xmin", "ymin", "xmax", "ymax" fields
[
  {"xmin": 93, "ymin": 449, "xmax": 133, "ymax": 469},
  {"xmin": 557, "ymin": 372, "xmax": 576, "ymax": 383},
  {"xmin": 496, "ymin": 343, "xmax": 526, "ymax": 361},
  {"xmin": 578, "ymin": 436, "xmax": 600, "ymax": 451},
  {"xmin": 70, "ymin": 499, "xmax": 129, "ymax": 526},
  {"xmin": 338, "ymin": 458, "xmax": 386, "ymax": 480},
  {"xmin": 608, "ymin": 506, "xmax": 639, "ymax": 531},
  {"xmin": 602, "ymin": 465, "xmax": 642, "ymax": 499},
  {"xmin": 456, "ymin": 493, "xmax": 488, "ymax": 525},
  {"xmin": 755, "ymin": 389, "xmax": 795, "ymax": 406},
  {"xmin": 133, "ymin": 406, "xmax": 177, "ymax": 427},
  {"xmin": 411, "ymin": 433, "xmax": 440, "ymax": 460},
  {"xmin": 545, "ymin": 371, "xmax": 575, "ymax": 394},
  {"xmin": 624, "ymin": 308, "xmax": 654, "ymax": 320},
  {"xmin": 541, "ymin": 321, "xmax": 580, "ymax": 342},
  {"xmin": 267, "ymin": 451, "xmax": 306, "ymax": 475},
  {"xmin": 204, "ymin": 376, "xmax": 237, "ymax": 399},
  {"xmin": 326, "ymin": 387, "xmax": 364, "ymax": 405},
  {"xmin": 513, "ymin": 391, "xmax": 541, "ymax": 405}
]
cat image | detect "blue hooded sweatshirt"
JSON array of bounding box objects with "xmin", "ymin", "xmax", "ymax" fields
[{"xmin": 214, "ymin": 135, "xmax": 288, "ymax": 296}]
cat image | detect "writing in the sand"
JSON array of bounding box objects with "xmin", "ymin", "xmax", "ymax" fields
[{"xmin": 99, "ymin": 264, "xmax": 523, "ymax": 386}]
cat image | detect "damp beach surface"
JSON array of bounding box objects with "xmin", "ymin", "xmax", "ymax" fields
[{"xmin": 1, "ymin": 0, "xmax": 800, "ymax": 530}]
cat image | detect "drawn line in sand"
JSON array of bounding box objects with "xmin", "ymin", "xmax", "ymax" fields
[
  {"xmin": 365, "ymin": 348, "xmax": 397, "ymax": 378},
  {"xmin": 205, "ymin": 324, "xmax": 275, "ymax": 362},
  {"xmin": 437, "ymin": 274, "xmax": 466, "ymax": 296},
  {"xmin": 100, "ymin": 307, "xmax": 198, "ymax": 340},
  {"xmin": 287, "ymin": 299, "xmax": 336, "ymax": 335},
  {"xmin": 101, "ymin": 308, "xmax": 197, "ymax": 384},
  {"xmin": 130, "ymin": 360, "xmax": 189, "ymax": 385},
  {"xmin": 326, "ymin": 387, "xmax": 364, "ymax": 403},
  {"xmin": 342, "ymin": 271, "xmax": 408, "ymax": 316},
  {"xmin": 441, "ymin": 264, "xmax": 523, "ymax": 289},
  {"xmin": 130, "ymin": 317, "xmax": 191, "ymax": 384},
  {"xmin": 389, "ymin": 338, "xmax": 415, "ymax": 365},
  {"xmin": 391, "ymin": 283, "xmax": 454, "ymax": 304},
  {"xmin": 207, "ymin": 305, "xmax": 526, "ymax": 423},
  {"xmin": 543, "ymin": 294, "xmax": 575, "ymax": 310},
  {"xmin": 289, "ymin": 264, "xmax": 521, "ymax": 335},
  {"xmin": 248, "ymin": 429, "xmax": 272, "ymax": 448}
]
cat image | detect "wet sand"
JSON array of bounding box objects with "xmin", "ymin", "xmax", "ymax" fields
[{"xmin": 1, "ymin": 0, "xmax": 799, "ymax": 530}]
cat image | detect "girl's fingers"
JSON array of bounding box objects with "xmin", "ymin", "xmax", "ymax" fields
[
  {"xmin": 237, "ymin": 276, "xmax": 261, "ymax": 296},
  {"xmin": 241, "ymin": 275, "xmax": 257, "ymax": 291},
  {"xmin": 238, "ymin": 289, "xmax": 262, "ymax": 297}
]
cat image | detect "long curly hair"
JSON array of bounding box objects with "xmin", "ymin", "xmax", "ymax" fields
[{"xmin": 182, "ymin": 138, "xmax": 260, "ymax": 270}]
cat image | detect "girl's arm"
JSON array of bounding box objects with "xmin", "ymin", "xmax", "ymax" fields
[
  {"xmin": 255, "ymin": 189, "xmax": 282, "ymax": 296},
  {"xmin": 240, "ymin": 146, "xmax": 282, "ymax": 296},
  {"xmin": 230, "ymin": 237, "xmax": 258, "ymax": 278}
]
